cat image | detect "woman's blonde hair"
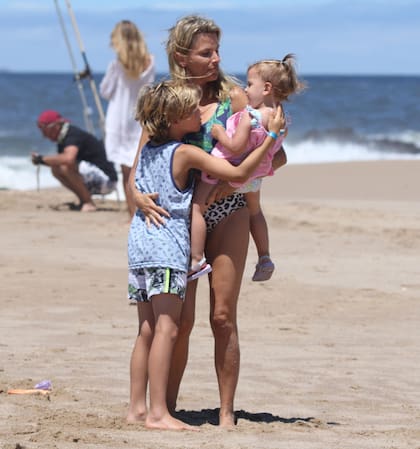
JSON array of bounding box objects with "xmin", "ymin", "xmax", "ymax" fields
[
  {"xmin": 110, "ymin": 20, "xmax": 150, "ymax": 78},
  {"xmin": 135, "ymin": 80, "xmax": 202, "ymax": 144},
  {"xmin": 249, "ymin": 54, "xmax": 307, "ymax": 102},
  {"xmin": 166, "ymin": 14, "xmax": 237, "ymax": 102}
]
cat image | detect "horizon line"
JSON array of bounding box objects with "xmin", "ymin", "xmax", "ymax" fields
[{"xmin": 1, "ymin": 69, "xmax": 420, "ymax": 78}]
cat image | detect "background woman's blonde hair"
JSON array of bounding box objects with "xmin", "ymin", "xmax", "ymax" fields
[
  {"xmin": 135, "ymin": 80, "xmax": 202, "ymax": 144},
  {"xmin": 166, "ymin": 14, "xmax": 237, "ymax": 102},
  {"xmin": 111, "ymin": 20, "xmax": 150, "ymax": 79},
  {"xmin": 249, "ymin": 54, "xmax": 307, "ymax": 102}
]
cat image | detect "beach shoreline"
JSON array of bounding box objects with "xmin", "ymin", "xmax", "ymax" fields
[{"xmin": 1, "ymin": 160, "xmax": 419, "ymax": 449}]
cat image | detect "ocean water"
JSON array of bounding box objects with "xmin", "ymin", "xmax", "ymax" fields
[{"xmin": 1, "ymin": 72, "xmax": 420, "ymax": 191}]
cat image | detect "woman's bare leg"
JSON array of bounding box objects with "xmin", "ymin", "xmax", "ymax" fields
[{"xmin": 206, "ymin": 206, "xmax": 249, "ymax": 427}]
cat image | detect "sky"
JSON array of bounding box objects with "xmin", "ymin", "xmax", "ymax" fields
[{"xmin": 1, "ymin": 0, "xmax": 419, "ymax": 75}]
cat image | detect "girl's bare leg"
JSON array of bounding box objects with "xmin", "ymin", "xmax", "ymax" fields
[
  {"xmin": 190, "ymin": 181, "xmax": 214, "ymax": 267},
  {"xmin": 245, "ymin": 191, "xmax": 270, "ymax": 257},
  {"xmin": 206, "ymin": 206, "xmax": 250, "ymax": 427}
]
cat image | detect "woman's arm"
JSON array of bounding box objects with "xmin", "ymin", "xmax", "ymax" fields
[
  {"xmin": 99, "ymin": 61, "xmax": 118, "ymax": 100},
  {"xmin": 128, "ymin": 130, "xmax": 170, "ymax": 226}
]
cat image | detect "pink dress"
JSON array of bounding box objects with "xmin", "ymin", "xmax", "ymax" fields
[{"xmin": 201, "ymin": 106, "xmax": 284, "ymax": 191}]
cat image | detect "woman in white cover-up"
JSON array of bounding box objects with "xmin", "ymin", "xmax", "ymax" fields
[{"xmin": 100, "ymin": 20, "xmax": 155, "ymax": 216}]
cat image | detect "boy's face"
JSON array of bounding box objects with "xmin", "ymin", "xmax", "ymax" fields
[
  {"xmin": 245, "ymin": 67, "xmax": 266, "ymax": 109},
  {"xmin": 181, "ymin": 107, "xmax": 202, "ymax": 133}
]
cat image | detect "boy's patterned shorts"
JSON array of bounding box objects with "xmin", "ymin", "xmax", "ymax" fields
[{"xmin": 128, "ymin": 267, "xmax": 187, "ymax": 302}]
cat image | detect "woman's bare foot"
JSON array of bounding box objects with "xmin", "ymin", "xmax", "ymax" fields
[{"xmin": 145, "ymin": 413, "xmax": 197, "ymax": 431}]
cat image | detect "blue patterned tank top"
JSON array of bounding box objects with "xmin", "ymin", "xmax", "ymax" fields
[{"xmin": 128, "ymin": 140, "xmax": 194, "ymax": 272}]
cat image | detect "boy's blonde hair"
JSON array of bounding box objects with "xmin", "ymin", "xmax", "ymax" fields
[
  {"xmin": 165, "ymin": 14, "xmax": 237, "ymax": 102},
  {"xmin": 249, "ymin": 54, "xmax": 306, "ymax": 102},
  {"xmin": 110, "ymin": 20, "xmax": 150, "ymax": 78},
  {"xmin": 135, "ymin": 80, "xmax": 202, "ymax": 144}
]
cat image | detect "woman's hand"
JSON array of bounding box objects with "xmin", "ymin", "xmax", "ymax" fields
[
  {"xmin": 205, "ymin": 181, "xmax": 236, "ymax": 205},
  {"xmin": 132, "ymin": 189, "xmax": 170, "ymax": 227}
]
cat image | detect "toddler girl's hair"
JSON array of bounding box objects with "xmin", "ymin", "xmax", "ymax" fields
[
  {"xmin": 110, "ymin": 20, "xmax": 150, "ymax": 78},
  {"xmin": 249, "ymin": 54, "xmax": 306, "ymax": 102},
  {"xmin": 135, "ymin": 80, "xmax": 202, "ymax": 144}
]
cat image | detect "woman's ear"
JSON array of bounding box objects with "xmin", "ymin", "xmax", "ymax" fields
[{"xmin": 174, "ymin": 51, "xmax": 187, "ymax": 68}]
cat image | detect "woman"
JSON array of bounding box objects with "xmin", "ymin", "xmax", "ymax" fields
[
  {"xmin": 100, "ymin": 20, "xmax": 155, "ymax": 217},
  {"xmin": 127, "ymin": 15, "xmax": 287, "ymax": 427}
]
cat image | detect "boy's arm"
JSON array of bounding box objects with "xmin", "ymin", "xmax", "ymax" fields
[{"xmin": 128, "ymin": 130, "xmax": 170, "ymax": 226}]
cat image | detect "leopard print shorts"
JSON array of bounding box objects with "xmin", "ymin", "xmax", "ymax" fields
[{"xmin": 203, "ymin": 192, "xmax": 247, "ymax": 233}]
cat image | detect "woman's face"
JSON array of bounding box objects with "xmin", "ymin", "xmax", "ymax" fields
[{"xmin": 184, "ymin": 33, "xmax": 220, "ymax": 85}]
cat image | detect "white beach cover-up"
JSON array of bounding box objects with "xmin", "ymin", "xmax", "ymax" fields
[{"xmin": 100, "ymin": 55, "xmax": 155, "ymax": 167}]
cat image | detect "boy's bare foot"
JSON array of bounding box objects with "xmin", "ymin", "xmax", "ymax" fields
[
  {"xmin": 126, "ymin": 409, "xmax": 147, "ymax": 424},
  {"xmin": 145, "ymin": 413, "xmax": 197, "ymax": 431}
]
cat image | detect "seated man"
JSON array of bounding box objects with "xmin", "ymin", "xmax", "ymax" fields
[{"xmin": 32, "ymin": 110, "xmax": 118, "ymax": 212}]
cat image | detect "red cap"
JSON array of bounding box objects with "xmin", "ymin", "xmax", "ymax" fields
[{"xmin": 37, "ymin": 110, "xmax": 68, "ymax": 125}]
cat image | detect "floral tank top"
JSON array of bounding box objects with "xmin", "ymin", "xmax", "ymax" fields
[
  {"xmin": 183, "ymin": 97, "xmax": 247, "ymax": 232},
  {"xmin": 183, "ymin": 99, "xmax": 232, "ymax": 152}
]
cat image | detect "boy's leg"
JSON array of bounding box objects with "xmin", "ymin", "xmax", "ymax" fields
[
  {"xmin": 127, "ymin": 301, "xmax": 154, "ymax": 423},
  {"xmin": 146, "ymin": 293, "xmax": 193, "ymax": 430}
]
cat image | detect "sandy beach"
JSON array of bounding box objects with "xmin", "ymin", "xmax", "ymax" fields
[{"xmin": 1, "ymin": 160, "xmax": 420, "ymax": 449}]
